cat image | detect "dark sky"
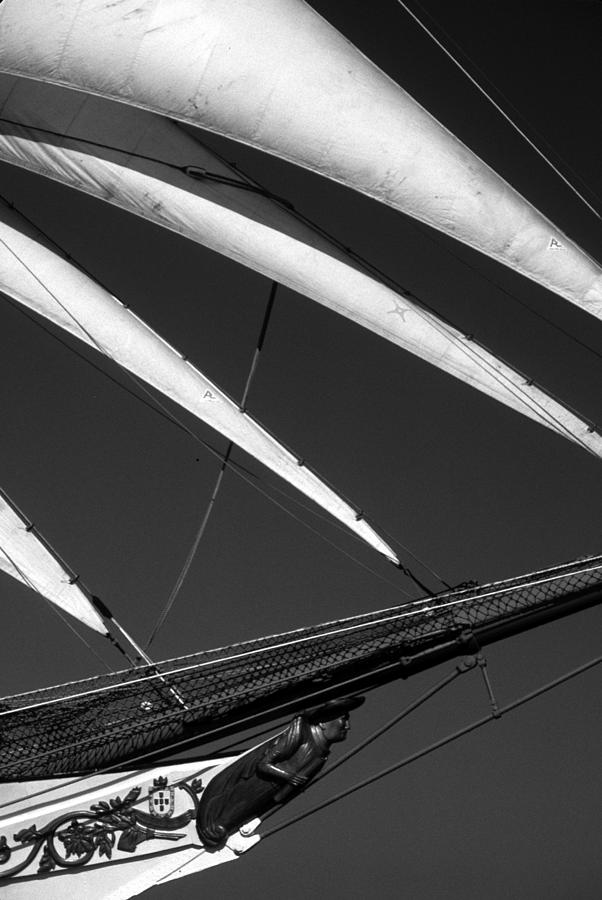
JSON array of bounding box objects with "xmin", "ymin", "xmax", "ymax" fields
[{"xmin": 0, "ymin": 1, "xmax": 601, "ymax": 899}]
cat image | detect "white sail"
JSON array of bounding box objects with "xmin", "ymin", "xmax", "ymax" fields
[
  {"xmin": 0, "ymin": 489, "xmax": 107, "ymax": 634},
  {"xmin": 0, "ymin": 201, "xmax": 398, "ymax": 563},
  {"xmin": 0, "ymin": 0, "xmax": 600, "ymax": 318},
  {"xmin": 0, "ymin": 757, "xmax": 257, "ymax": 899},
  {"xmin": 0, "ymin": 78, "xmax": 599, "ymax": 457}
]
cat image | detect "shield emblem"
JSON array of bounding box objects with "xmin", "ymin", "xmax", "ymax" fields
[{"xmin": 148, "ymin": 779, "xmax": 175, "ymax": 818}]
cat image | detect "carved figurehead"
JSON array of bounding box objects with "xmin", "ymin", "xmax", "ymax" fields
[{"xmin": 196, "ymin": 696, "xmax": 365, "ymax": 850}]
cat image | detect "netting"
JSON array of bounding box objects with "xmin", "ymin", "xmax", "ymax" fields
[{"xmin": 1, "ymin": 554, "xmax": 600, "ymax": 780}]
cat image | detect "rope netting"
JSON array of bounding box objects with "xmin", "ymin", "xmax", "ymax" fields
[{"xmin": 1, "ymin": 555, "xmax": 600, "ymax": 780}]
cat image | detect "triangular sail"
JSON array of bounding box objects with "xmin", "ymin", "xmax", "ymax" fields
[
  {"xmin": 0, "ymin": 0, "xmax": 600, "ymax": 318},
  {"xmin": 0, "ymin": 200, "xmax": 398, "ymax": 563},
  {"xmin": 0, "ymin": 77, "xmax": 599, "ymax": 457},
  {"xmin": 0, "ymin": 488, "xmax": 107, "ymax": 634}
]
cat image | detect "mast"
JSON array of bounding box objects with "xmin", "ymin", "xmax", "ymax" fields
[{"xmin": 1, "ymin": 553, "xmax": 600, "ymax": 781}]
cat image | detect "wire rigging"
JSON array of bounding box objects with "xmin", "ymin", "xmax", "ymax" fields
[
  {"xmin": 4, "ymin": 110, "xmax": 601, "ymax": 369},
  {"xmin": 394, "ymin": 0, "xmax": 602, "ymax": 223},
  {"xmin": 260, "ymin": 663, "xmax": 466, "ymax": 826},
  {"xmin": 4, "ymin": 76, "xmax": 600, "ymax": 621},
  {"xmin": 195, "ymin": 141, "xmax": 602, "ymax": 451},
  {"xmin": 5, "ymin": 107, "xmax": 600, "ymax": 431},
  {"xmin": 409, "ymin": 219, "xmax": 602, "ymax": 363},
  {"xmin": 1, "ymin": 288, "xmax": 430, "ymax": 597},
  {"xmin": 2, "ymin": 557, "xmax": 600, "ymax": 726},
  {"xmin": 0, "ymin": 197, "xmax": 415, "ymax": 598},
  {"xmin": 261, "ymin": 651, "xmax": 602, "ymax": 840},
  {"xmin": 401, "ymin": 1, "xmax": 602, "ymax": 208},
  {"xmin": 125, "ymin": 649, "xmax": 602, "ymax": 888},
  {"xmin": 0, "ymin": 540, "xmax": 114, "ymax": 673},
  {"xmin": 145, "ymin": 281, "xmax": 279, "ymax": 649},
  {"xmin": 4, "ymin": 111, "xmax": 600, "ymax": 455}
]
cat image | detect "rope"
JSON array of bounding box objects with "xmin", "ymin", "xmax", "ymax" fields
[
  {"xmin": 260, "ymin": 662, "xmax": 468, "ymax": 825},
  {"xmin": 0, "ymin": 117, "xmax": 295, "ymax": 211},
  {"xmin": 145, "ymin": 450, "xmax": 230, "ymax": 650},
  {"xmin": 5, "ymin": 112, "xmax": 598, "ymax": 443},
  {"xmin": 2, "ymin": 194, "xmax": 416, "ymax": 579},
  {"xmin": 4, "ymin": 286, "xmax": 411, "ymax": 593},
  {"xmin": 2, "ymin": 557, "xmax": 600, "ymax": 723},
  {"xmin": 4, "ymin": 106, "xmax": 600, "ymax": 442},
  {"xmin": 0, "ymin": 715, "xmax": 293, "ymax": 813},
  {"xmin": 410, "ymin": 219, "xmax": 602, "ymax": 362},
  {"xmin": 378, "ymin": 523, "xmax": 450, "ymax": 589},
  {"xmin": 0, "ymin": 541, "xmax": 113, "ymax": 673},
  {"xmin": 394, "ymin": 0, "xmax": 602, "ymax": 222},
  {"xmin": 193, "ymin": 145, "xmax": 602, "ymax": 454},
  {"xmin": 145, "ymin": 283, "xmax": 279, "ymax": 649},
  {"xmin": 1, "ymin": 291, "xmax": 231, "ymax": 444},
  {"xmin": 1, "ymin": 201, "xmax": 406, "ymax": 590},
  {"xmin": 240, "ymin": 281, "xmax": 278, "ymax": 411},
  {"xmin": 261, "ymin": 651, "xmax": 602, "ymax": 839},
  {"xmin": 209, "ymin": 470, "xmax": 425, "ymax": 596}
]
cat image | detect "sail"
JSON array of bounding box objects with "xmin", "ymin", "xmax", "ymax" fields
[
  {"xmin": 0, "ymin": 1, "xmax": 600, "ymax": 318},
  {"xmin": 0, "ymin": 489, "xmax": 107, "ymax": 634},
  {"xmin": 0, "ymin": 78, "xmax": 599, "ymax": 456},
  {"xmin": 0, "ymin": 201, "xmax": 397, "ymax": 563}
]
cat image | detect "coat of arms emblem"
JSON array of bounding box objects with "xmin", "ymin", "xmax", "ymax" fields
[{"xmin": 148, "ymin": 776, "xmax": 175, "ymax": 818}]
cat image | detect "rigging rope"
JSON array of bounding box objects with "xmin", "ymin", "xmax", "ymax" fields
[
  {"xmin": 4, "ymin": 103, "xmax": 599, "ymax": 617},
  {"xmin": 5, "ymin": 282, "xmax": 414, "ymax": 597},
  {"xmin": 3, "ymin": 116, "xmax": 599, "ymax": 471},
  {"xmin": 1, "ymin": 290, "xmax": 418, "ymax": 597},
  {"xmin": 145, "ymin": 448, "xmax": 231, "ymax": 650},
  {"xmin": 143, "ymin": 649, "xmax": 602, "ymax": 887},
  {"xmin": 3, "ymin": 110, "xmax": 599, "ymax": 434},
  {"xmin": 3, "ymin": 113, "xmax": 601, "ymax": 371},
  {"xmin": 260, "ymin": 662, "xmax": 468, "ymax": 825},
  {"xmin": 393, "ymin": 0, "xmax": 602, "ymax": 223},
  {"xmin": 0, "ymin": 540, "xmax": 114, "ymax": 673},
  {"xmin": 194, "ymin": 144, "xmax": 602, "ymax": 454},
  {"xmin": 2, "ymin": 557, "xmax": 600, "ymax": 726},
  {"xmin": 1, "ymin": 287, "xmax": 426, "ymax": 599},
  {"xmin": 410, "ymin": 219, "xmax": 602, "ymax": 363},
  {"xmin": 261, "ymin": 650, "xmax": 602, "ymax": 840},
  {"xmin": 0, "ymin": 716, "xmax": 291, "ymax": 812},
  {"xmin": 0, "ymin": 198, "xmax": 413, "ymax": 599},
  {"xmin": 145, "ymin": 282, "xmax": 279, "ymax": 649}
]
